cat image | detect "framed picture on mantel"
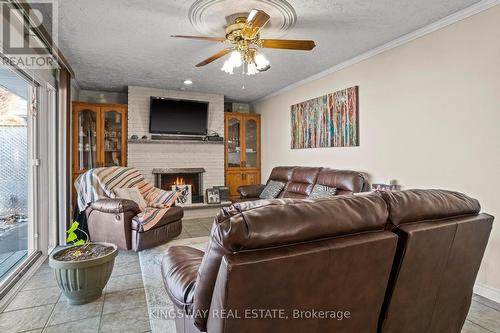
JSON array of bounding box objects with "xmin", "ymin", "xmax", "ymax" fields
[{"xmin": 290, "ymin": 86, "xmax": 359, "ymax": 149}]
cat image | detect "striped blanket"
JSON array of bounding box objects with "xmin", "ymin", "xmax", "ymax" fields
[{"xmin": 75, "ymin": 167, "xmax": 179, "ymax": 231}]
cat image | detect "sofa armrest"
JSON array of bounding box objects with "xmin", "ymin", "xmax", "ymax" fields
[
  {"xmin": 90, "ymin": 199, "xmax": 141, "ymax": 215},
  {"xmin": 237, "ymin": 184, "xmax": 266, "ymax": 198},
  {"xmin": 161, "ymin": 246, "xmax": 204, "ymax": 310}
]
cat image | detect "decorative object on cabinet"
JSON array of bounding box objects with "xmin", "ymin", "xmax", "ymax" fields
[
  {"xmin": 291, "ymin": 86, "xmax": 359, "ymax": 149},
  {"xmin": 213, "ymin": 186, "xmax": 229, "ymax": 202},
  {"xmin": 206, "ymin": 188, "xmax": 221, "ymax": 204},
  {"xmin": 224, "ymin": 112, "xmax": 261, "ymax": 201},
  {"xmin": 72, "ymin": 102, "xmax": 127, "ymax": 184},
  {"xmin": 372, "ymin": 183, "xmax": 401, "ymax": 192}
]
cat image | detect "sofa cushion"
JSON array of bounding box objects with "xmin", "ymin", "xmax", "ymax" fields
[
  {"xmin": 308, "ymin": 184, "xmax": 337, "ymax": 199},
  {"xmin": 316, "ymin": 168, "xmax": 366, "ymax": 195},
  {"xmin": 259, "ymin": 180, "xmax": 285, "ymax": 199},
  {"xmin": 162, "ymin": 246, "xmax": 204, "ymax": 309},
  {"xmin": 381, "ymin": 189, "xmax": 481, "ymax": 227},
  {"xmin": 131, "ymin": 205, "xmax": 184, "ymax": 231},
  {"xmin": 268, "ymin": 166, "xmax": 295, "ymax": 182}
]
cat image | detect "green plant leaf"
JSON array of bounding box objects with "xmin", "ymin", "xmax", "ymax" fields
[
  {"xmin": 67, "ymin": 221, "xmax": 79, "ymax": 233},
  {"xmin": 74, "ymin": 239, "xmax": 85, "ymax": 245},
  {"xmin": 66, "ymin": 232, "xmax": 77, "ymax": 242}
]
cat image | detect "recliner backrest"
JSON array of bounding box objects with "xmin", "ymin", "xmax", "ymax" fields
[
  {"xmin": 280, "ymin": 167, "xmax": 322, "ymax": 198},
  {"xmin": 193, "ymin": 193, "xmax": 393, "ymax": 332},
  {"xmin": 379, "ymin": 190, "xmax": 493, "ymax": 333},
  {"xmin": 316, "ymin": 168, "xmax": 367, "ymax": 195},
  {"xmin": 208, "ymin": 231, "xmax": 397, "ymax": 333}
]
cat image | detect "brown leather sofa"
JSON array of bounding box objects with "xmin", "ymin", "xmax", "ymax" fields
[
  {"xmin": 86, "ymin": 199, "xmax": 183, "ymax": 252},
  {"xmin": 237, "ymin": 166, "xmax": 369, "ymax": 201},
  {"xmin": 161, "ymin": 189, "xmax": 493, "ymax": 333}
]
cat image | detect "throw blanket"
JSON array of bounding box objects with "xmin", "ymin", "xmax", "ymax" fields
[{"xmin": 75, "ymin": 167, "xmax": 179, "ymax": 231}]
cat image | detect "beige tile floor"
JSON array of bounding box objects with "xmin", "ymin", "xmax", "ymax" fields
[{"xmin": 0, "ymin": 218, "xmax": 499, "ymax": 332}]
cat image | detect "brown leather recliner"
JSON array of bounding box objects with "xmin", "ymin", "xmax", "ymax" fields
[
  {"xmin": 161, "ymin": 189, "xmax": 493, "ymax": 333},
  {"xmin": 379, "ymin": 190, "xmax": 493, "ymax": 333},
  {"xmin": 237, "ymin": 166, "xmax": 369, "ymax": 201},
  {"xmin": 86, "ymin": 199, "xmax": 183, "ymax": 252},
  {"xmin": 162, "ymin": 194, "xmax": 398, "ymax": 332}
]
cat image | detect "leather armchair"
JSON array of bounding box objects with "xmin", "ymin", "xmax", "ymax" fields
[
  {"xmin": 86, "ymin": 199, "xmax": 141, "ymax": 250},
  {"xmin": 86, "ymin": 198, "xmax": 183, "ymax": 251}
]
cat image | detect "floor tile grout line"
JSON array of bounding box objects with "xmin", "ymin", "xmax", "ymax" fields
[
  {"xmin": 41, "ymin": 315, "xmax": 102, "ymax": 331},
  {"xmin": 473, "ymin": 298, "xmax": 500, "ymax": 313},
  {"xmin": 465, "ymin": 318, "xmax": 496, "ymax": 333},
  {"xmin": 40, "ymin": 300, "xmax": 58, "ymax": 332},
  {"xmin": 98, "ymin": 286, "xmax": 107, "ymax": 332},
  {"xmin": 1, "ymin": 298, "xmax": 60, "ymax": 314}
]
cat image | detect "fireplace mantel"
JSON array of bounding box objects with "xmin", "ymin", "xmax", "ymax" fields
[{"xmin": 152, "ymin": 168, "xmax": 206, "ymax": 175}]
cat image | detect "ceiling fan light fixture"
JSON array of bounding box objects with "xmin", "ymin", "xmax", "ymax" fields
[
  {"xmin": 254, "ymin": 52, "xmax": 270, "ymax": 71},
  {"xmin": 246, "ymin": 62, "xmax": 258, "ymax": 76},
  {"xmin": 221, "ymin": 50, "xmax": 243, "ymax": 74}
]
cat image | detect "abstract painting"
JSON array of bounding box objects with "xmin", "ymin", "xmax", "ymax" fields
[{"xmin": 291, "ymin": 86, "xmax": 359, "ymax": 149}]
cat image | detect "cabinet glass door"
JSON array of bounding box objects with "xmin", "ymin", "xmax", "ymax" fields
[
  {"xmin": 244, "ymin": 117, "xmax": 258, "ymax": 168},
  {"xmin": 227, "ymin": 117, "xmax": 241, "ymax": 168},
  {"xmin": 76, "ymin": 108, "xmax": 98, "ymax": 171},
  {"xmin": 102, "ymin": 109, "xmax": 123, "ymax": 167}
]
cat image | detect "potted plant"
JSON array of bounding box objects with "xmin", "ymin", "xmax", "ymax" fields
[{"xmin": 49, "ymin": 221, "xmax": 118, "ymax": 304}]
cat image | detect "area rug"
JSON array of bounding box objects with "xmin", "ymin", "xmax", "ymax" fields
[{"xmin": 138, "ymin": 236, "xmax": 208, "ymax": 333}]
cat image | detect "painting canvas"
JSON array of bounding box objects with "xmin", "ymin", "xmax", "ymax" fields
[{"xmin": 291, "ymin": 86, "xmax": 358, "ymax": 149}]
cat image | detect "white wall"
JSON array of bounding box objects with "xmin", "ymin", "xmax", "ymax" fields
[
  {"xmin": 127, "ymin": 86, "xmax": 225, "ymax": 190},
  {"xmin": 253, "ymin": 6, "xmax": 500, "ymax": 293}
]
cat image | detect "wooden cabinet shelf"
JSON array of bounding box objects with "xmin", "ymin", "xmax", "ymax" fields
[
  {"xmin": 224, "ymin": 112, "xmax": 261, "ymax": 201},
  {"xmin": 72, "ymin": 102, "xmax": 127, "ymax": 184}
]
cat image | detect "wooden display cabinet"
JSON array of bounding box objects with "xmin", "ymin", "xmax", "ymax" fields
[
  {"xmin": 72, "ymin": 102, "xmax": 127, "ymax": 184},
  {"xmin": 224, "ymin": 112, "xmax": 261, "ymax": 201}
]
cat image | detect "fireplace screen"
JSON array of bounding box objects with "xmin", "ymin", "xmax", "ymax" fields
[{"xmin": 153, "ymin": 168, "xmax": 205, "ymax": 204}]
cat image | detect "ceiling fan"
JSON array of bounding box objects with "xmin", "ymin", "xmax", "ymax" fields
[{"xmin": 172, "ymin": 9, "xmax": 316, "ymax": 75}]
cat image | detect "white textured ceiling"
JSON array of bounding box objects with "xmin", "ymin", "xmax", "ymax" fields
[{"xmin": 52, "ymin": 0, "xmax": 481, "ymax": 102}]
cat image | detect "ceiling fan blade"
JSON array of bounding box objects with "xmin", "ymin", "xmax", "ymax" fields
[
  {"xmin": 260, "ymin": 39, "xmax": 316, "ymax": 50},
  {"xmin": 171, "ymin": 35, "xmax": 226, "ymax": 43},
  {"xmin": 241, "ymin": 9, "xmax": 270, "ymax": 39},
  {"xmin": 195, "ymin": 48, "xmax": 233, "ymax": 67}
]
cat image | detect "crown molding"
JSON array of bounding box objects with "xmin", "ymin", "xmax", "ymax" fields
[{"xmin": 254, "ymin": 0, "xmax": 500, "ymax": 104}]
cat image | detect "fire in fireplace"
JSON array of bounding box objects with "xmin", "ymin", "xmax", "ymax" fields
[{"xmin": 153, "ymin": 168, "xmax": 205, "ymax": 204}]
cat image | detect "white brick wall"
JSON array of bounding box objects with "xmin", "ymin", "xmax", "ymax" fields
[
  {"xmin": 127, "ymin": 86, "xmax": 225, "ymax": 190},
  {"xmin": 128, "ymin": 86, "xmax": 224, "ymax": 137}
]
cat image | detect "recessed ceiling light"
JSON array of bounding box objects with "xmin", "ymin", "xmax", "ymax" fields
[{"xmin": 183, "ymin": 79, "xmax": 193, "ymax": 85}]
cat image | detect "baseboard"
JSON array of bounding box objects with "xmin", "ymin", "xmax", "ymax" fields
[{"xmin": 474, "ymin": 282, "xmax": 500, "ymax": 303}]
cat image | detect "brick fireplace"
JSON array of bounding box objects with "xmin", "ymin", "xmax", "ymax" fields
[{"xmin": 153, "ymin": 168, "xmax": 205, "ymax": 204}]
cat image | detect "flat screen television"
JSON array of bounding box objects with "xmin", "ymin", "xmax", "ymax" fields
[{"xmin": 149, "ymin": 97, "xmax": 208, "ymax": 135}]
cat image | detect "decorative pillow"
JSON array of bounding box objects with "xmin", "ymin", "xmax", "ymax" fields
[
  {"xmin": 308, "ymin": 184, "xmax": 337, "ymax": 199},
  {"xmin": 259, "ymin": 180, "xmax": 286, "ymax": 199},
  {"xmin": 114, "ymin": 187, "xmax": 148, "ymax": 211}
]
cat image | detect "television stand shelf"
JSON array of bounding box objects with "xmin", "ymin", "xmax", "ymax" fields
[{"xmin": 128, "ymin": 139, "xmax": 224, "ymax": 145}]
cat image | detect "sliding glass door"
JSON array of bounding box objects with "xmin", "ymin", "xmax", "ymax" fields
[{"xmin": 0, "ymin": 67, "xmax": 37, "ymax": 283}]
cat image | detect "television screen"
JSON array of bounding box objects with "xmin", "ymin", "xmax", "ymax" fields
[{"xmin": 149, "ymin": 97, "xmax": 208, "ymax": 135}]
